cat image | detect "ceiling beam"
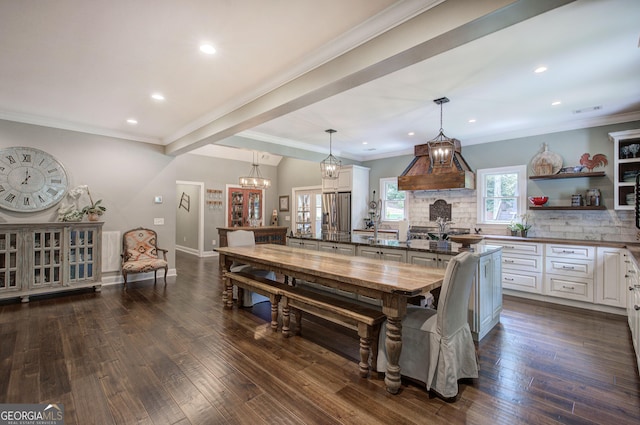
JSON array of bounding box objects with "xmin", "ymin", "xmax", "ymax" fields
[{"xmin": 165, "ymin": 0, "xmax": 575, "ymax": 157}]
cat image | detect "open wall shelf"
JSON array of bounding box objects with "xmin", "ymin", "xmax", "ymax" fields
[{"xmin": 529, "ymin": 171, "xmax": 606, "ymax": 180}]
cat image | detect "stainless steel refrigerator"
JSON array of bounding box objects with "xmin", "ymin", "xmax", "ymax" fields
[{"xmin": 321, "ymin": 192, "xmax": 351, "ymax": 240}]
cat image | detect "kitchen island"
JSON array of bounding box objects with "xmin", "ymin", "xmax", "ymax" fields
[{"xmin": 287, "ymin": 235, "xmax": 503, "ymax": 342}]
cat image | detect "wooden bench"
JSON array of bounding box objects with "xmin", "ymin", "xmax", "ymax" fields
[
  {"xmin": 281, "ymin": 285, "xmax": 386, "ymax": 378},
  {"xmin": 224, "ymin": 271, "xmax": 385, "ymax": 378},
  {"xmin": 224, "ymin": 271, "xmax": 290, "ymax": 331}
]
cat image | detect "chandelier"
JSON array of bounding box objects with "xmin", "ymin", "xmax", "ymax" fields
[
  {"xmin": 239, "ymin": 151, "xmax": 271, "ymax": 189},
  {"xmin": 320, "ymin": 129, "xmax": 341, "ymax": 180},
  {"xmin": 427, "ymin": 97, "xmax": 456, "ymax": 169}
]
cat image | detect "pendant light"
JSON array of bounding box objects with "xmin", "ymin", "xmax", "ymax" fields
[
  {"xmin": 426, "ymin": 97, "xmax": 455, "ymax": 169},
  {"xmin": 239, "ymin": 151, "xmax": 271, "ymax": 189},
  {"xmin": 320, "ymin": 129, "xmax": 341, "ymax": 180}
]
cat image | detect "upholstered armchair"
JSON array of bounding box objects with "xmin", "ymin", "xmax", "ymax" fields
[
  {"xmin": 376, "ymin": 251, "xmax": 480, "ymax": 399},
  {"xmin": 121, "ymin": 227, "xmax": 168, "ymax": 287}
]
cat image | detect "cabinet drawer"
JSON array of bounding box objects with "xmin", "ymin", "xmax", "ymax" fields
[
  {"xmin": 491, "ymin": 240, "xmax": 543, "ymax": 255},
  {"xmin": 502, "ymin": 255, "xmax": 543, "ymax": 273},
  {"xmin": 503, "ymin": 271, "xmax": 542, "ymax": 293},
  {"xmin": 546, "ymin": 258, "xmax": 594, "ymax": 278},
  {"xmin": 545, "ymin": 275, "xmax": 593, "ymax": 302},
  {"xmin": 546, "ymin": 244, "xmax": 594, "ymax": 260}
]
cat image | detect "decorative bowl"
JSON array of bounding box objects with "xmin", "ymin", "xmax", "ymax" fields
[
  {"xmin": 448, "ymin": 234, "xmax": 484, "ymax": 247},
  {"xmin": 528, "ymin": 196, "xmax": 549, "ymax": 206}
]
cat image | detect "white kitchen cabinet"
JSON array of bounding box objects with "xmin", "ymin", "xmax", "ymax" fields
[
  {"xmin": 609, "ymin": 129, "xmax": 640, "ymax": 210},
  {"xmin": 544, "ymin": 243, "xmax": 595, "ymax": 302},
  {"xmin": 318, "ymin": 241, "xmax": 356, "ymax": 256},
  {"xmin": 287, "ymin": 238, "xmax": 319, "ymax": 250},
  {"xmin": 321, "ymin": 164, "xmax": 369, "ymax": 193},
  {"xmin": 468, "ymin": 250, "xmax": 502, "ymax": 341},
  {"xmin": 0, "ymin": 222, "xmax": 103, "ymax": 303},
  {"xmin": 356, "ymin": 245, "xmax": 406, "ymax": 263},
  {"xmin": 624, "ymin": 251, "xmax": 640, "ymax": 373},
  {"xmin": 407, "ymin": 251, "xmax": 453, "ymax": 269},
  {"xmin": 595, "ymin": 247, "xmax": 626, "ymax": 308},
  {"xmin": 490, "ymin": 240, "xmax": 543, "ymax": 294}
]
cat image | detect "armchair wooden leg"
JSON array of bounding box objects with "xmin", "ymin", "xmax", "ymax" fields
[{"xmin": 163, "ymin": 267, "xmax": 168, "ymax": 284}]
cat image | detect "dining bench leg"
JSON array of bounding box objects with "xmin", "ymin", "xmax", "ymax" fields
[
  {"xmin": 223, "ymin": 274, "xmax": 233, "ymax": 309},
  {"xmin": 268, "ymin": 294, "xmax": 281, "ymax": 331},
  {"xmin": 282, "ymin": 297, "xmax": 291, "ymax": 337},
  {"xmin": 357, "ymin": 323, "xmax": 374, "ymax": 378}
]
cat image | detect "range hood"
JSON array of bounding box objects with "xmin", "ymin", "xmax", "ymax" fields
[{"xmin": 398, "ymin": 139, "xmax": 475, "ymax": 191}]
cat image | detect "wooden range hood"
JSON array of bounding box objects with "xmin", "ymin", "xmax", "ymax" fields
[{"xmin": 398, "ymin": 139, "xmax": 475, "ymax": 191}]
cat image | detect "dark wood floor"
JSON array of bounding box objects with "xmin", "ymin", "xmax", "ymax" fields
[{"xmin": 1, "ymin": 251, "xmax": 639, "ymax": 425}]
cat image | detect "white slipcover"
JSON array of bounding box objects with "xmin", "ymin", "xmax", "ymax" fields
[
  {"xmin": 226, "ymin": 230, "xmax": 275, "ymax": 306},
  {"xmin": 376, "ymin": 251, "xmax": 479, "ymax": 398}
]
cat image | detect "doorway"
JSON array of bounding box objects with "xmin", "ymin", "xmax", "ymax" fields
[{"xmin": 176, "ymin": 181, "xmax": 205, "ymax": 256}]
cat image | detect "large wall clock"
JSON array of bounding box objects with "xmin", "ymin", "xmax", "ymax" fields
[{"xmin": 0, "ymin": 147, "xmax": 69, "ymax": 212}]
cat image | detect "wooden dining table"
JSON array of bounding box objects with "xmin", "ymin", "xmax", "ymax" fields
[{"xmin": 217, "ymin": 243, "xmax": 445, "ymax": 394}]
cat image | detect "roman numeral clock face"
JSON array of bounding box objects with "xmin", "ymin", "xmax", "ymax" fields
[{"xmin": 0, "ymin": 147, "xmax": 69, "ymax": 212}]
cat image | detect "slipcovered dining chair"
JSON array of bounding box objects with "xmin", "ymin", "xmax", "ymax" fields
[
  {"xmin": 121, "ymin": 227, "xmax": 168, "ymax": 287},
  {"xmin": 376, "ymin": 251, "xmax": 479, "ymax": 399},
  {"xmin": 227, "ymin": 230, "xmax": 276, "ymax": 307}
]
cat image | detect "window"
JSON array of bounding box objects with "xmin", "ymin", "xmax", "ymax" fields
[
  {"xmin": 476, "ymin": 165, "xmax": 527, "ymax": 224},
  {"xmin": 380, "ymin": 177, "xmax": 406, "ymax": 221}
]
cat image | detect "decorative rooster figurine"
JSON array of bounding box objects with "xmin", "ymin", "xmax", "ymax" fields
[{"xmin": 579, "ymin": 153, "xmax": 608, "ymax": 172}]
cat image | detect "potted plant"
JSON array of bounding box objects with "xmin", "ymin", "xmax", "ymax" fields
[
  {"xmin": 81, "ymin": 187, "xmax": 106, "ymax": 221},
  {"xmin": 514, "ymin": 213, "xmax": 532, "ymax": 237}
]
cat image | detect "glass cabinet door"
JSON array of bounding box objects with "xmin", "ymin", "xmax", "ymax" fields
[
  {"xmin": 32, "ymin": 229, "xmax": 62, "ymax": 289},
  {"xmin": 228, "ymin": 188, "xmax": 263, "ymax": 227},
  {"xmin": 0, "ymin": 231, "xmax": 20, "ymax": 295},
  {"xmin": 293, "ymin": 189, "xmax": 322, "ymax": 237},
  {"xmin": 247, "ymin": 190, "xmax": 262, "ymax": 226},
  {"xmin": 68, "ymin": 228, "xmax": 95, "ymax": 283}
]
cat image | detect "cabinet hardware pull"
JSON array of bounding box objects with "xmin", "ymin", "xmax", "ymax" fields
[
  {"xmin": 561, "ymin": 250, "xmax": 575, "ymax": 254},
  {"xmin": 504, "ymin": 259, "xmax": 515, "ymax": 263},
  {"xmin": 561, "ymin": 266, "xmax": 575, "ymax": 270},
  {"xmin": 562, "ymin": 285, "xmax": 575, "ymax": 290},
  {"xmin": 504, "ymin": 245, "xmax": 515, "ymax": 249},
  {"xmin": 635, "ymin": 305, "xmax": 640, "ymax": 311},
  {"xmin": 504, "ymin": 278, "xmax": 514, "ymax": 281}
]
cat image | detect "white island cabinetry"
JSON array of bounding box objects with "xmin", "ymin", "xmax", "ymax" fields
[
  {"xmin": 468, "ymin": 249, "xmax": 502, "ymax": 341},
  {"xmin": 356, "ymin": 245, "xmax": 406, "ymax": 263}
]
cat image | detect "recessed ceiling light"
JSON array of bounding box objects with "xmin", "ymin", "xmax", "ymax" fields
[
  {"xmin": 362, "ymin": 141, "xmax": 368, "ymax": 145},
  {"xmin": 468, "ymin": 119, "xmax": 476, "ymax": 123},
  {"xmin": 199, "ymin": 44, "xmax": 216, "ymax": 55},
  {"xmin": 551, "ymin": 100, "xmax": 562, "ymax": 106},
  {"xmin": 126, "ymin": 118, "xmax": 138, "ymax": 125},
  {"xmin": 534, "ymin": 66, "xmax": 548, "ymax": 73},
  {"xmin": 151, "ymin": 93, "xmax": 165, "ymax": 101},
  {"xmin": 408, "ymin": 132, "xmax": 415, "ymax": 136}
]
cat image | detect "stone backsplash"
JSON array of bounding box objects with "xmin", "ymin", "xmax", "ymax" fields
[{"xmin": 381, "ymin": 189, "xmax": 637, "ymax": 243}]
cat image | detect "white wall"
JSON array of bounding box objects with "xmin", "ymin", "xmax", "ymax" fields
[{"xmin": 0, "ymin": 119, "xmax": 177, "ymax": 279}]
